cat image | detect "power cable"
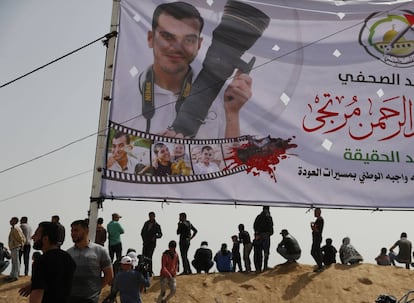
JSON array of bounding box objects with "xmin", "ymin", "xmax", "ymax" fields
[
  {"xmin": 0, "ymin": 31, "xmax": 117, "ymax": 89},
  {"xmin": 0, "ymin": 169, "xmax": 92, "ymax": 203},
  {"xmin": 0, "ymin": 132, "xmax": 100, "ymax": 174},
  {"xmin": 0, "ymin": 2, "xmax": 410, "ymax": 176}
]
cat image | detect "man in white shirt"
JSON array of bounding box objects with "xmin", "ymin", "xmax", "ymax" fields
[
  {"xmin": 19, "ymin": 216, "xmax": 33, "ymax": 276},
  {"xmin": 114, "ymin": 2, "xmax": 252, "ymax": 139},
  {"xmin": 193, "ymin": 145, "xmax": 220, "ymax": 174},
  {"xmin": 107, "ymin": 131, "xmax": 140, "ymax": 173}
]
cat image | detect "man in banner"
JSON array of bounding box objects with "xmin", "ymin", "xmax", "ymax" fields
[
  {"xmin": 139, "ymin": 1, "xmax": 252, "ymax": 138},
  {"xmin": 107, "ymin": 131, "xmax": 141, "ymax": 174}
]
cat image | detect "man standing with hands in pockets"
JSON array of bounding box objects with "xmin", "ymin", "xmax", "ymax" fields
[
  {"xmin": 177, "ymin": 212, "xmax": 197, "ymax": 275},
  {"xmin": 311, "ymin": 208, "xmax": 324, "ymax": 272}
]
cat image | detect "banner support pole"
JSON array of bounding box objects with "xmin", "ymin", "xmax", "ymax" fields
[{"xmin": 88, "ymin": 0, "xmax": 120, "ymax": 242}]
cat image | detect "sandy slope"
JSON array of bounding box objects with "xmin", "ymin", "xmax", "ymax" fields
[{"xmin": 1, "ymin": 263, "xmax": 414, "ymax": 303}]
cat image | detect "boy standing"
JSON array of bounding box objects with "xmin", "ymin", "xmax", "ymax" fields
[
  {"xmin": 157, "ymin": 241, "xmax": 179, "ymax": 303},
  {"xmin": 231, "ymin": 235, "xmax": 242, "ymax": 272}
]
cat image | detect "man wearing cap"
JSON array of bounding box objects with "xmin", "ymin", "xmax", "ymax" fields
[
  {"xmin": 110, "ymin": 255, "xmax": 150, "ymax": 303},
  {"xmin": 191, "ymin": 241, "xmax": 214, "ymax": 273},
  {"xmin": 276, "ymin": 229, "xmax": 301, "ymax": 264},
  {"xmin": 107, "ymin": 213, "xmax": 125, "ymax": 262}
]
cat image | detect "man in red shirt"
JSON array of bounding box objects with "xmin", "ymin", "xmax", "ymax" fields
[{"xmin": 157, "ymin": 240, "xmax": 179, "ymax": 303}]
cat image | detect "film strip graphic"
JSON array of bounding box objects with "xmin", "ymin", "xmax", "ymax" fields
[
  {"xmin": 103, "ymin": 121, "xmax": 249, "ymax": 184},
  {"xmin": 107, "ymin": 121, "xmax": 250, "ymax": 145}
]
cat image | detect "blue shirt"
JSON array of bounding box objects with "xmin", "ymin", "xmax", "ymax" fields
[
  {"xmin": 214, "ymin": 250, "xmax": 233, "ymax": 272},
  {"xmin": 113, "ymin": 269, "xmax": 150, "ymax": 303}
]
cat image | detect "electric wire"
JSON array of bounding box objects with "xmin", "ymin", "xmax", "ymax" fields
[
  {"xmin": 0, "ymin": 31, "xmax": 116, "ymax": 89},
  {"xmin": 0, "ymin": 169, "xmax": 92, "ymax": 203},
  {"xmin": 0, "ymin": 132, "xmax": 101, "ymax": 174},
  {"xmin": 0, "ymin": 3, "xmax": 407, "ymax": 173}
]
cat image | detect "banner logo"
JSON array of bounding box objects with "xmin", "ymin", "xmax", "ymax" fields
[{"xmin": 360, "ymin": 11, "xmax": 414, "ymax": 67}]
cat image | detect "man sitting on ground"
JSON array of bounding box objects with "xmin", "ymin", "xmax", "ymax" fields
[
  {"xmin": 214, "ymin": 243, "xmax": 233, "ymax": 272},
  {"xmin": 276, "ymin": 229, "xmax": 301, "ymax": 264},
  {"xmin": 191, "ymin": 241, "xmax": 214, "ymax": 273},
  {"xmin": 0, "ymin": 242, "xmax": 11, "ymax": 274},
  {"xmin": 389, "ymin": 232, "xmax": 412, "ymax": 269}
]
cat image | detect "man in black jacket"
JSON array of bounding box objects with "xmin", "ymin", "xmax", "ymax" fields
[
  {"xmin": 191, "ymin": 241, "xmax": 214, "ymax": 273},
  {"xmin": 177, "ymin": 212, "xmax": 198, "ymax": 275},
  {"xmin": 141, "ymin": 211, "xmax": 162, "ymax": 275},
  {"xmin": 253, "ymin": 206, "xmax": 274, "ymax": 271}
]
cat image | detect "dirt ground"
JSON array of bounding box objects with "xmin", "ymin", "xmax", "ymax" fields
[{"xmin": 1, "ymin": 263, "xmax": 414, "ymax": 303}]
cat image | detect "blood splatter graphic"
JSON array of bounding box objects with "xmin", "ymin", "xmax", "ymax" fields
[{"xmin": 224, "ymin": 135, "xmax": 297, "ymax": 181}]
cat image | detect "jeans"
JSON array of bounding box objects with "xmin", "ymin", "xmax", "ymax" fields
[
  {"xmin": 157, "ymin": 277, "xmax": 176, "ymax": 303},
  {"xmin": 242, "ymin": 243, "xmax": 253, "ymax": 272},
  {"xmin": 261, "ymin": 233, "xmax": 271, "ymax": 269},
  {"xmin": 277, "ymin": 246, "xmax": 301, "ymax": 261},
  {"xmin": 253, "ymin": 242, "xmax": 263, "ymax": 271},
  {"xmin": 311, "ymin": 235, "xmax": 323, "ymax": 268},
  {"xmin": 109, "ymin": 242, "xmax": 122, "ymax": 262},
  {"xmin": 19, "ymin": 244, "xmax": 31, "ymax": 275},
  {"xmin": 179, "ymin": 239, "xmax": 191, "ymax": 274},
  {"xmin": 142, "ymin": 241, "xmax": 156, "ymax": 274},
  {"xmin": 389, "ymin": 251, "xmax": 410, "ymax": 269},
  {"xmin": 10, "ymin": 247, "xmax": 21, "ymax": 279},
  {"xmin": 0, "ymin": 261, "xmax": 10, "ymax": 274}
]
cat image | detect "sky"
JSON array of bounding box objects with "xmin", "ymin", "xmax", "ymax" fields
[{"xmin": 1, "ymin": 0, "xmax": 414, "ymax": 277}]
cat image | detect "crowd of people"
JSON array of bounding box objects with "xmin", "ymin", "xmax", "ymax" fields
[{"xmin": 0, "ymin": 207, "xmax": 413, "ymax": 303}]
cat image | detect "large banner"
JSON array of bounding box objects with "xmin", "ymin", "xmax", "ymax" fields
[{"xmin": 102, "ymin": 0, "xmax": 414, "ymax": 209}]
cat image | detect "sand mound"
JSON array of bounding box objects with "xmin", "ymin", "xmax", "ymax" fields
[{"xmin": 2, "ymin": 263, "xmax": 414, "ymax": 303}]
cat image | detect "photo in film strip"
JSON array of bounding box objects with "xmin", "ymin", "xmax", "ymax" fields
[
  {"xmin": 102, "ymin": 122, "xmax": 297, "ymax": 184},
  {"xmin": 103, "ymin": 122, "xmax": 248, "ymax": 184}
]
